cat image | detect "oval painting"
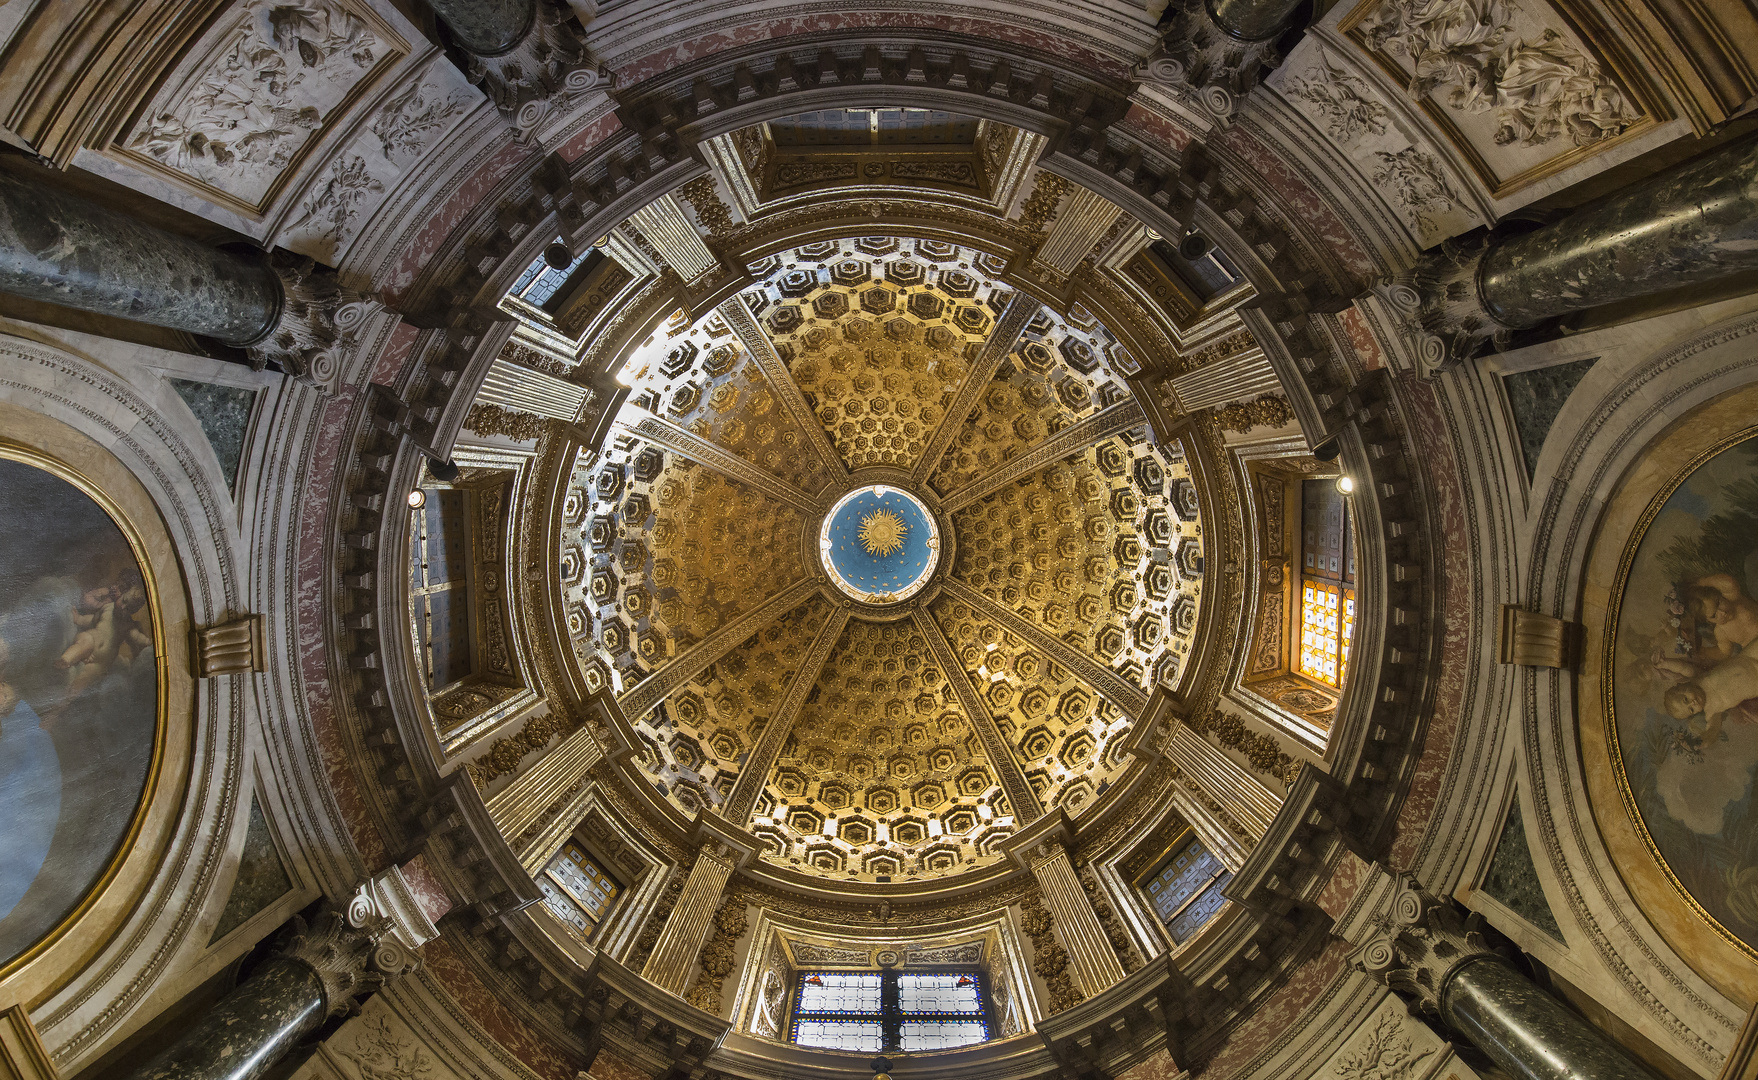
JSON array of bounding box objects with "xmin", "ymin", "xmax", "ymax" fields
[
  {"xmin": 1611, "ymin": 430, "xmax": 1758, "ymax": 956},
  {"xmin": 0, "ymin": 451, "xmax": 159, "ymax": 971}
]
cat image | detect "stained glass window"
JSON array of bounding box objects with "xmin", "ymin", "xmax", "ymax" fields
[
  {"xmin": 508, "ymin": 241, "xmax": 596, "ymax": 309},
  {"xmin": 791, "ymin": 971, "xmax": 990, "ymax": 1052},
  {"xmin": 1141, "ymin": 834, "xmax": 1232, "ymax": 945},
  {"xmin": 538, "ymin": 843, "xmax": 619, "ymax": 943},
  {"xmin": 1296, "ymin": 480, "xmax": 1355, "ymax": 688}
]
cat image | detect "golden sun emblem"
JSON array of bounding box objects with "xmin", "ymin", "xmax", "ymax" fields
[{"xmin": 858, "ymin": 509, "xmax": 908, "ymax": 557}]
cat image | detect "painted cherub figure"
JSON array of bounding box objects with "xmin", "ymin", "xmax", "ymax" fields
[
  {"xmin": 1680, "ymin": 572, "xmax": 1758, "ymax": 661},
  {"xmin": 1663, "ymin": 650, "xmax": 1758, "ymax": 748}
]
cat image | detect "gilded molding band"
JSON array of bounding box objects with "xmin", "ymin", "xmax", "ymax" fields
[
  {"xmin": 722, "ymin": 608, "xmax": 851, "ymax": 822},
  {"xmin": 912, "ymin": 292, "xmax": 1043, "ymax": 487},
  {"xmin": 719, "ymin": 298, "xmax": 848, "ymax": 488},
  {"xmin": 614, "ymin": 414, "xmax": 825, "ymax": 515},
  {"xmin": 617, "ymin": 576, "xmax": 823, "ymax": 722}
]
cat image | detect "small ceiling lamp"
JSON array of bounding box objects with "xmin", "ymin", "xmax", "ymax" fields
[
  {"xmin": 407, "ymin": 489, "xmax": 427, "ymax": 509},
  {"xmin": 1336, "ymin": 475, "xmax": 1356, "ymax": 496}
]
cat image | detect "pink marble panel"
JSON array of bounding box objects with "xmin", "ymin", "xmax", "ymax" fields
[
  {"xmin": 424, "ymin": 938, "xmax": 580, "ymax": 1080},
  {"xmin": 588, "ymin": 1050, "xmax": 658, "ymax": 1080},
  {"xmin": 1216, "ymin": 126, "xmax": 1376, "ymax": 280},
  {"xmin": 1194, "ymin": 939, "xmax": 1351, "ymax": 1080},
  {"xmin": 1388, "ymin": 378, "xmax": 1471, "ymax": 866},
  {"xmin": 1118, "ymin": 103, "xmax": 1193, "ymax": 154},
  {"xmin": 559, "ymin": 112, "xmax": 626, "ymax": 163},
  {"xmin": 1117, "ymin": 1049, "xmax": 1182, "ymax": 1080},
  {"xmin": 1315, "ymin": 850, "xmax": 1370, "ymax": 920},
  {"xmin": 373, "ymin": 320, "xmax": 420, "ymax": 385},
  {"xmin": 399, "ymin": 854, "xmax": 454, "ymax": 923},
  {"xmin": 384, "ymin": 139, "xmax": 536, "ymax": 303},
  {"xmin": 1337, "ymin": 307, "xmax": 1383, "ymax": 372},
  {"xmin": 297, "ymin": 382, "xmax": 391, "ymax": 871},
  {"xmin": 613, "ymin": 14, "xmax": 1131, "ymax": 87}
]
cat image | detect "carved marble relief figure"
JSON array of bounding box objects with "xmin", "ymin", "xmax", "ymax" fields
[
  {"xmin": 0, "ymin": 453, "xmax": 159, "ymax": 970},
  {"xmin": 1611, "ymin": 432, "xmax": 1758, "ymax": 952}
]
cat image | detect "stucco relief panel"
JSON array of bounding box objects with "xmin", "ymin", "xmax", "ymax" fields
[
  {"xmin": 1337, "ymin": 0, "xmax": 1657, "ymax": 196},
  {"xmin": 1269, "ymin": 42, "xmax": 1479, "ymax": 245},
  {"xmin": 274, "ymin": 54, "xmax": 479, "ymax": 264},
  {"xmin": 118, "ymin": 0, "xmax": 408, "ymax": 215}
]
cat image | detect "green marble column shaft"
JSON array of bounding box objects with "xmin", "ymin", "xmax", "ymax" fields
[
  {"xmin": 1478, "ymin": 134, "xmax": 1758, "ymax": 330},
  {"xmin": 427, "ymin": 0, "xmax": 535, "ymax": 55},
  {"xmin": 0, "ymin": 170, "xmax": 282, "ymax": 346},
  {"xmin": 124, "ymin": 958, "xmax": 328, "ymax": 1080},
  {"xmin": 1441, "ymin": 955, "xmax": 1661, "ymax": 1080},
  {"xmin": 1206, "ymin": 0, "xmax": 1303, "ymax": 42}
]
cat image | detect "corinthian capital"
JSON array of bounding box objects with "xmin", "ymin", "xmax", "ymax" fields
[
  {"xmin": 279, "ymin": 868, "xmax": 441, "ymax": 1018},
  {"xmin": 458, "ymin": 0, "xmax": 614, "ymax": 140},
  {"xmin": 247, "ymin": 252, "xmax": 374, "ymax": 392},
  {"xmin": 1349, "ymin": 874, "xmax": 1496, "ymax": 1014},
  {"xmin": 1135, "ymin": 0, "xmax": 1283, "ymax": 120}
]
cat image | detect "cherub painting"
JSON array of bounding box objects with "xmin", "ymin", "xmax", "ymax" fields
[
  {"xmin": 1612, "ymin": 433, "xmax": 1758, "ymax": 949},
  {"xmin": 0, "ymin": 456, "xmax": 158, "ymax": 969}
]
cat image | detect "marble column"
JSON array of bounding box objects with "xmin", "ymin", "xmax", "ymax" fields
[
  {"xmin": 0, "ymin": 169, "xmax": 365, "ymax": 385},
  {"xmin": 642, "ymin": 844, "xmax": 737, "ymax": 996},
  {"xmin": 1408, "ymin": 133, "xmax": 1758, "ymax": 367},
  {"xmin": 1351, "ymin": 876, "xmax": 1660, "ymax": 1080},
  {"xmin": 0, "ymin": 169, "xmax": 280, "ymax": 345},
  {"xmin": 1208, "ymin": 0, "xmax": 1305, "ymax": 42},
  {"xmin": 1027, "ymin": 841, "xmax": 1128, "ymax": 997},
  {"xmin": 120, "ymin": 870, "xmax": 439, "ymax": 1080},
  {"xmin": 1443, "ymin": 954, "xmax": 1659, "ymax": 1080},
  {"xmin": 426, "ymin": 0, "xmax": 534, "ymax": 55}
]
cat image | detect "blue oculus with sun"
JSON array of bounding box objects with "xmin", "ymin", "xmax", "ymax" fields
[{"xmin": 819, "ymin": 485, "xmax": 939, "ymax": 604}]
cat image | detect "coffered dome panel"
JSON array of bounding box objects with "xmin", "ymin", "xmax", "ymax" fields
[
  {"xmin": 563, "ymin": 440, "xmax": 811, "ymax": 694},
  {"xmin": 632, "ymin": 595, "xmax": 837, "ymax": 819},
  {"xmin": 753, "ymin": 619, "xmax": 1011, "ymax": 881},
  {"xmin": 748, "ymin": 239, "xmax": 1013, "ymax": 472}
]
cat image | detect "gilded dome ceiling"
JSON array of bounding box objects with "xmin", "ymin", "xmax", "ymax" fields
[{"xmin": 560, "ymin": 237, "xmax": 1206, "ymax": 883}]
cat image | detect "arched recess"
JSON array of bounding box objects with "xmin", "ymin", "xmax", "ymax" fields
[
  {"xmin": 1523, "ymin": 311, "xmax": 1758, "ymax": 1071},
  {"xmin": 0, "ymin": 333, "xmax": 252, "ymax": 1075}
]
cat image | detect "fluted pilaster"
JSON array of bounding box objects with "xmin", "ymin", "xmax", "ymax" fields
[
  {"xmin": 642, "ymin": 844, "xmax": 737, "ymax": 995},
  {"xmin": 485, "ymin": 725, "xmax": 604, "ymax": 870},
  {"xmin": 1026, "ymin": 840, "xmax": 1127, "ymax": 996}
]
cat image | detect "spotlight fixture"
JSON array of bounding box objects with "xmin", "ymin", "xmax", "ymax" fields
[
  {"xmin": 1336, "ymin": 475, "xmax": 1356, "ymax": 495},
  {"xmin": 1312, "ymin": 439, "xmax": 1341, "ymax": 462},
  {"xmin": 1179, "ymin": 231, "xmax": 1213, "ymax": 260},
  {"xmin": 426, "ymin": 457, "xmax": 460, "ymax": 483},
  {"xmin": 407, "ymin": 489, "xmax": 427, "ymax": 509},
  {"xmin": 543, "ymin": 241, "xmax": 573, "ymax": 270}
]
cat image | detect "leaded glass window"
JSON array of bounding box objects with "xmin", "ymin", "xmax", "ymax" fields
[
  {"xmin": 538, "ymin": 843, "xmax": 620, "ymax": 943},
  {"xmin": 410, "ymin": 488, "xmax": 471, "ymax": 691},
  {"xmin": 1296, "ymin": 480, "xmax": 1355, "ymax": 688},
  {"xmin": 791, "ymin": 971, "xmax": 990, "ymax": 1053},
  {"xmin": 1141, "ymin": 833, "xmax": 1232, "ymax": 944}
]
